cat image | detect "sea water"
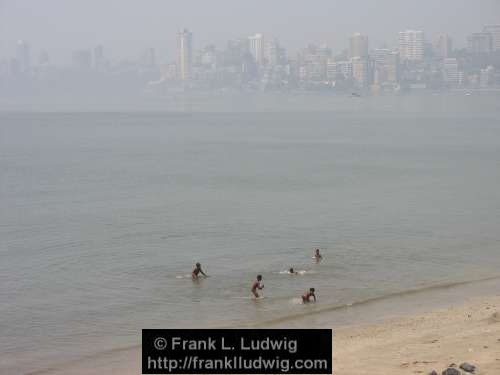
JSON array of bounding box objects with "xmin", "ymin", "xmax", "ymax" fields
[{"xmin": 2, "ymin": 95, "xmax": 500, "ymax": 373}]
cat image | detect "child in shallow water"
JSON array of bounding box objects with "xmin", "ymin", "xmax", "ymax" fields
[
  {"xmin": 302, "ymin": 288, "xmax": 316, "ymax": 303},
  {"xmin": 251, "ymin": 275, "xmax": 264, "ymax": 298},
  {"xmin": 191, "ymin": 262, "xmax": 208, "ymax": 279}
]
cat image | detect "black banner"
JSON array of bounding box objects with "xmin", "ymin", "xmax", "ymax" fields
[{"xmin": 143, "ymin": 329, "xmax": 332, "ymax": 374}]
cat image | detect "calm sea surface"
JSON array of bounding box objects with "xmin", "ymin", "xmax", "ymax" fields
[{"xmin": 2, "ymin": 96, "xmax": 500, "ymax": 373}]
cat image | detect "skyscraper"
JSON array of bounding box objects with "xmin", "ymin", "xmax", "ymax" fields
[
  {"xmin": 399, "ymin": 30, "xmax": 424, "ymax": 61},
  {"xmin": 248, "ymin": 34, "xmax": 264, "ymax": 65},
  {"xmin": 349, "ymin": 33, "xmax": 369, "ymax": 58},
  {"xmin": 177, "ymin": 29, "xmax": 193, "ymax": 80},
  {"xmin": 443, "ymin": 58, "xmax": 459, "ymax": 85},
  {"xmin": 433, "ymin": 33, "xmax": 452, "ymax": 59},
  {"xmin": 467, "ymin": 32, "xmax": 492, "ymax": 54},
  {"xmin": 351, "ymin": 56, "xmax": 368, "ymax": 86},
  {"xmin": 94, "ymin": 45, "xmax": 104, "ymax": 71},
  {"xmin": 483, "ymin": 25, "xmax": 500, "ymax": 51},
  {"xmin": 16, "ymin": 40, "xmax": 31, "ymax": 73}
]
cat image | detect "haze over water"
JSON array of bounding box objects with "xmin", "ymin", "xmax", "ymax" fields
[{"xmin": 1, "ymin": 94, "xmax": 500, "ymax": 373}]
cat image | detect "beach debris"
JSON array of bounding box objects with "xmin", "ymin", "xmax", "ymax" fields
[
  {"xmin": 447, "ymin": 363, "xmax": 457, "ymax": 368},
  {"xmin": 490, "ymin": 311, "xmax": 500, "ymax": 322},
  {"xmin": 441, "ymin": 368, "xmax": 461, "ymax": 375},
  {"xmin": 459, "ymin": 362, "xmax": 476, "ymax": 373}
]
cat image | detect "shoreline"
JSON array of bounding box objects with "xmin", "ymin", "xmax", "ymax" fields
[
  {"xmin": 331, "ymin": 293, "xmax": 500, "ymax": 374},
  {"xmin": 23, "ymin": 276, "xmax": 500, "ymax": 375}
]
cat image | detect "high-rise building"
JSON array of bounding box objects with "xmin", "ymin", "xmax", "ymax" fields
[
  {"xmin": 399, "ymin": 30, "xmax": 424, "ymax": 61},
  {"xmin": 326, "ymin": 58, "xmax": 338, "ymax": 81},
  {"xmin": 72, "ymin": 49, "xmax": 92, "ymax": 69},
  {"xmin": 266, "ymin": 39, "xmax": 286, "ymax": 66},
  {"xmin": 16, "ymin": 40, "xmax": 31, "ymax": 73},
  {"xmin": 349, "ymin": 33, "xmax": 369, "ymax": 58},
  {"xmin": 248, "ymin": 34, "xmax": 264, "ymax": 65},
  {"xmin": 177, "ymin": 29, "xmax": 193, "ymax": 80},
  {"xmin": 385, "ymin": 52, "xmax": 400, "ymax": 84},
  {"xmin": 443, "ymin": 58, "xmax": 459, "ymax": 85},
  {"xmin": 480, "ymin": 66, "xmax": 495, "ymax": 87},
  {"xmin": 94, "ymin": 45, "xmax": 104, "ymax": 70},
  {"xmin": 332, "ymin": 60, "xmax": 353, "ymax": 80},
  {"xmin": 372, "ymin": 49, "xmax": 399, "ymax": 86},
  {"xmin": 483, "ymin": 25, "xmax": 500, "ymax": 51},
  {"xmin": 433, "ymin": 33, "xmax": 452, "ymax": 59},
  {"xmin": 467, "ymin": 32, "xmax": 492, "ymax": 54},
  {"xmin": 146, "ymin": 48, "xmax": 156, "ymax": 67},
  {"xmin": 351, "ymin": 57, "xmax": 368, "ymax": 86}
]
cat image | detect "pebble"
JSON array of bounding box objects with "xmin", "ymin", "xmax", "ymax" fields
[{"xmin": 459, "ymin": 362, "xmax": 476, "ymax": 373}]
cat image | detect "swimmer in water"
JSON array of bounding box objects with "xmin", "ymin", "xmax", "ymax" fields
[
  {"xmin": 302, "ymin": 288, "xmax": 316, "ymax": 303},
  {"xmin": 314, "ymin": 249, "xmax": 322, "ymax": 261},
  {"xmin": 192, "ymin": 262, "xmax": 208, "ymax": 279},
  {"xmin": 289, "ymin": 267, "xmax": 298, "ymax": 275},
  {"xmin": 251, "ymin": 275, "xmax": 264, "ymax": 298}
]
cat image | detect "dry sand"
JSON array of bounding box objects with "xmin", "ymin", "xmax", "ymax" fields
[{"xmin": 331, "ymin": 295, "xmax": 500, "ymax": 375}]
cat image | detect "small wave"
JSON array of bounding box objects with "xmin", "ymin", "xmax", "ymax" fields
[
  {"xmin": 278, "ymin": 270, "xmax": 309, "ymax": 275},
  {"xmin": 247, "ymin": 274, "xmax": 500, "ymax": 326}
]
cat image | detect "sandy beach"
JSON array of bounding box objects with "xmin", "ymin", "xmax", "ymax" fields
[
  {"xmin": 331, "ymin": 294, "xmax": 500, "ymax": 375},
  {"xmin": 34, "ymin": 291, "xmax": 500, "ymax": 375}
]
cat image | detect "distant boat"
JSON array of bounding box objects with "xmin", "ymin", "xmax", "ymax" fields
[
  {"xmin": 351, "ymin": 93, "xmax": 361, "ymax": 97},
  {"xmin": 465, "ymin": 92, "xmax": 472, "ymax": 96}
]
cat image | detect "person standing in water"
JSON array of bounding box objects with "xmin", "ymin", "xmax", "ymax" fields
[
  {"xmin": 314, "ymin": 249, "xmax": 322, "ymax": 261},
  {"xmin": 251, "ymin": 275, "xmax": 264, "ymax": 298},
  {"xmin": 192, "ymin": 262, "xmax": 208, "ymax": 279},
  {"xmin": 289, "ymin": 267, "xmax": 298, "ymax": 275},
  {"xmin": 302, "ymin": 288, "xmax": 316, "ymax": 303}
]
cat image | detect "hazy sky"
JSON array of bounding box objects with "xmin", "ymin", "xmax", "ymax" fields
[{"xmin": 1, "ymin": 0, "xmax": 499, "ymax": 63}]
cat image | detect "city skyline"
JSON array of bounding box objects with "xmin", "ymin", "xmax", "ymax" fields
[{"xmin": 1, "ymin": 0, "xmax": 499, "ymax": 63}]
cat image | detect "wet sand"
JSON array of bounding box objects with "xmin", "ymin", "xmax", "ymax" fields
[{"xmin": 33, "ymin": 290, "xmax": 500, "ymax": 375}]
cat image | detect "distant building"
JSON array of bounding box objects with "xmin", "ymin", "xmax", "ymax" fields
[
  {"xmin": 248, "ymin": 33, "xmax": 265, "ymax": 65},
  {"xmin": 351, "ymin": 57, "xmax": 368, "ymax": 86},
  {"xmin": 326, "ymin": 58, "xmax": 337, "ymax": 81},
  {"xmin": 399, "ymin": 30, "xmax": 424, "ymax": 61},
  {"xmin": 480, "ymin": 66, "xmax": 495, "ymax": 87},
  {"xmin": 443, "ymin": 58, "xmax": 459, "ymax": 85},
  {"xmin": 16, "ymin": 40, "xmax": 31, "ymax": 73},
  {"xmin": 372, "ymin": 48, "xmax": 391, "ymax": 65},
  {"xmin": 161, "ymin": 63, "xmax": 178, "ymax": 81},
  {"xmin": 467, "ymin": 32, "xmax": 492, "ymax": 54},
  {"xmin": 266, "ymin": 38, "xmax": 286, "ymax": 66},
  {"xmin": 94, "ymin": 45, "xmax": 104, "ymax": 70},
  {"xmin": 349, "ymin": 33, "xmax": 369, "ymax": 58},
  {"xmin": 373, "ymin": 50, "xmax": 399, "ymax": 87},
  {"xmin": 433, "ymin": 33, "xmax": 452, "ymax": 59},
  {"xmin": 483, "ymin": 25, "xmax": 500, "ymax": 51},
  {"xmin": 144, "ymin": 48, "xmax": 156, "ymax": 67},
  {"xmin": 177, "ymin": 29, "xmax": 193, "ymax": 80},
  {"xmin": 72, "ymin": 49, "xmax": 92, "ymax": 69},
  {"xmin": 38, "ymin": 50, "xmax": 50, "ymax": 66},
  {"xmin": 336, "ymin": 60, "xmax": 353, "ymax": 79},
  {"xmin": 385, "ymin": 52, "xmax": 400, "ymax": 84}
]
